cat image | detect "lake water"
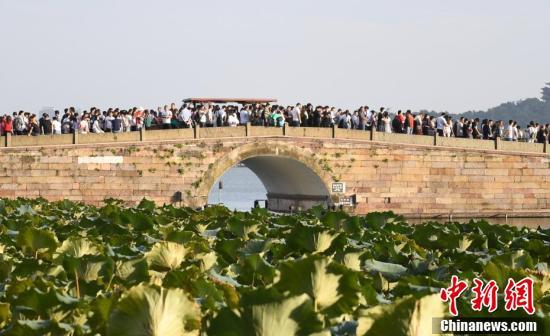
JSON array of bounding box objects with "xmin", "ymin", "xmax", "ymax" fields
[
  {"xmin": 207, "ymin": 166, "xmax": 267, "ymax": 211},
  {"xmin": 208, "ymin": 166, "xmax": 550, "ymax": 229}
]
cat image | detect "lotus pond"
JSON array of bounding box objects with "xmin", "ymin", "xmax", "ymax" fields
[{"xmin": 0, "ymin": 198, "xmax": 548, "ymax": 335}]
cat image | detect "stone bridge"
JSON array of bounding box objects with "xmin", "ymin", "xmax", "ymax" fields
[{"xmin": 0, "ymin": 125, "xmax": 549, "ymax": 218}]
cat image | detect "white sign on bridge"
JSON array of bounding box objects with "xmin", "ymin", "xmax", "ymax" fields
[{"xmin": 331, "ymin": 182, "xmax": 346, "ymax": 193}]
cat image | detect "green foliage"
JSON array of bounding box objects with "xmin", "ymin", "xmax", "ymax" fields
[
  {"xmin": 542, "ymin": 82, "xmax": 550, "ymax": 103},
  {"xmin": 456, "ymin": 83, "xmax": 550, "ymax": 126},
  {"xmin": 0, "ymin": 199, "xmax": 547, "ymax": 335}
]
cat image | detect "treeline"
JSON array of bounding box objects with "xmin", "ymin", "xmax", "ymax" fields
[{"xmin": 423, "ymin": 83, "xmax": 550, "ymax": 126}]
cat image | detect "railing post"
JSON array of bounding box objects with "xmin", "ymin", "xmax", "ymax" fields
[
  {"xmin": 246, "ymin": 122, "xmax": 251, "ymax": 137},
  {"xmin": 5, "ymin": 133, "xmax": 11, "ymax": 147},
  {"xmin": 194, "ymin": 124, "xmax": 200, "ymax": 139},
  {"xmin": 495, "ymin": 137, "xmax": 500, "ymax": 150},
  {"xmin": 73, "ymin": 130, "xmax": 78, "ymax": 144},
  {"xmin": 331, "ymin": 124, "xmax": 336, "ymax": 138},
  {"xmin": 433, "ymin": 132, "xmax": 438, "ymax": 146},
  {"xmin": 370, "ymin": 127, "xmax": 375, "ymax": 141},
  {"xmin": 283, "ymin": 123, "xmax": 289, "ymax": 136},
  {"xmin": 140, "ymin": 127, "xmax": 145, "ymax": 141}
]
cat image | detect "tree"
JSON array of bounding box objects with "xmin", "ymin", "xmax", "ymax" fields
[{"xmin": 542, "ymin": 82, "xmax": 550, "ymax": 103}]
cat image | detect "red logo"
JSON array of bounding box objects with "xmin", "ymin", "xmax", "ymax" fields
[
  {"xmin": 440, "ymin": 276, "xmax": 535, "ymax": 316},
  {"xmin": 504, "ymin": 278, "xmax": 535, "ymax": 315},
  {"xmin": 471, "ymin": 278, "xmax": 499, "ymax": 313},
  {"xmin": 440, "ymin": 275, "xmax": 468, "ymax": 316}
]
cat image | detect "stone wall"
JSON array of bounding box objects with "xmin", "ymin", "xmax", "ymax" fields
[{"xmin": 0, "ymin": 128, "xmax": 549, "ymax": 217}]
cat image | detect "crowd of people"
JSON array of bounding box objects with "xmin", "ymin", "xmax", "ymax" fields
[{"xmin": 0, "ymin": 102, "xmax": 548, "ymax": 143}]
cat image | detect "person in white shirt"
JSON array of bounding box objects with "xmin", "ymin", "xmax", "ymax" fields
[
  {"xmin": 79, "ymin": 116, "xmax": 90, "ymax": 134},
  {"xmin": 162, "ymin": 105, "xmax": 172, "ymax": 128},
  {"xmin": 504, "ymin": 120, "xmax": 515, "ymax": 141},
  {"xmin": 205, "ymin": 105, "xmax": 214, "ymax": 127},
  {"xmin": 227, "ymin": 112, "xmax": 239, "ymax": 127},
  {"xmin": 527, "ymin": 123, "xmax": 537, "ymax": 142},
  {"xmin": 52, "ymin": 117, "xmax": 62, "ymax": 134},
  {"xmin": 514, "ymin": 124, "xmax": 521, "ymax": 141},
  {"xmin": 92, "ymin": 118, "xmax": 104, "ymax": 133},
  {"xmin": 435, "ymin": 113, "xmax": 448, "ymax": 136},
  {"xmin": 239, "ymin": 106, "xmax": 249, "ymax": 125},
  {"xmin": 178, "ymin": 105, "xmax": 193, "ymax": 128},
  {"xmin": 290, "ymin": 104, "xmax": 301, "ymax": 126}
]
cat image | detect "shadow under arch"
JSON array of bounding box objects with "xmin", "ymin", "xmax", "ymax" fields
[{"xmin": 197, "ymin": 141, "xmax": 333, "ymax": 212}]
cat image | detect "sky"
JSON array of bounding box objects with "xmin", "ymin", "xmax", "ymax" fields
[{"xmin": 1, "ymin": 0, "xmax": 549, "ymax": 114}]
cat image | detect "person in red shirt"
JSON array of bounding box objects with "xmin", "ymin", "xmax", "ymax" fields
[
  {"xmin": 406, "ymin": 110, "xmax": 415, "ymax": 134},
  {"xmin": 392, "ymin": 110, "xmax": 406, "ymax": 133},
  {"xmin": 3, "ymin": 116, "xmax": 13, "ymax": 135}
]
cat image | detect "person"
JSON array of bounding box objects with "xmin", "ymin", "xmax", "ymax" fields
[
  {"xmin": 27, "ymin": 115, "xmax": 40, "ymax": 136},
  {"xmin": 392, "ymin": 110, "xmax": 404, "ymax": 133},
  {"xmin": 515, "ymin": 124, "xmax": 522, "ymax": 141},
  {"xmin": 112, "ymin": 113, "xmax": 122, "ymax": 133},
  {"xmin": 422, "ymin": 115, "xmax": 430, "ymax": 135},
  {"xmin": 405, "ymin": 110, "xmax": 414, "ymax": 134},
  {"xmin": 313, "ymin": 106, "xmax": 322, "ymax": 128},
  {"xmin": 79, "ymin": 114, "xmax": 90, "ymax": 134},
  {"xmin": 435, "ymin": 113, "xmax": 447, "ymax": 136},
  {"xmin": 179, "ymin": 104, "xmax": 193, "ymax": 128},
  {"xmin": 239, "ymin": 106, "xmax": 249, "ymax": 125},
  {"xmin": 351, "ymin": 111, "xmax": 359, "ymax": 129},
  {"xmin": 454, "ymin": 117, "xmax": 464, "ymax": 138},
  {"xmin": 122, "ymin": 111, "xmax": 131, "ymax": 132},
  {"xmin": 414, "ymin": 113, "xmax": 423, "ymax": 135},
  {"xmin": 526, "ymin": 122, "xmax": 537, "ymax": 143},
  {"xmin": 443, "ymin": 116, "xmax": 453, "ymax": 137},
  {"xmin": 40, "ymin": 113, "xmax": 53, "ymax": 135},
  {"xmin": 45, "ymin": 117, "xmax": 61, "ymax": 134},
  {"xmin": 342, "ymin": 111, "xmax": 352, "ymax": 129},
  {"xmin": 216, "ymin": 106, "xmax": 226, "ymax": 127},
  {"xmin": 504, "ymin": 120, "xmax": 515, "ymax": 141},
  {"xmin": 376, "ymin": 108, "xmax": 385, "ymax": 132},
  {"xmin": 104, "ymin": 112, "xmax": 114, "ymax": 132},
  {"xmin": 472, "ymin": 120, "xmax": 481, "ymax": 139},
  {"xmin": 61, "ymin": 115, "xmax": 72, "ymax": 134},
  {"xmin": 382, "ymin": 111, "xmax": 391, "ymax": 133},
  {"xmin": 3, "ymin": 116, "xmax": 13, "ymax": 135},
  {"xmin": 91, "ymin": 117, "xmax": 104, "ymax": 133},
  {"xmin": 481, "ymin": 119, "xmax": 492, "ymax": 139},
  {"xmin": 538, "ymin": 125, "xmax": 548, "ymax": 143},
  {"xmin": 162, "ymin": 105, "xmax": 172, "ymax": 129},
  {"xmin": 461, "ymin": 119, "xmax": 470, "ymax": 138},
  {"xmin": 290, "ymin": 103, "xmax": 301, "ymax": 127},
  {"xmin": 14, "ymin": 112, "xmax": 25, "ymax": 135},
  {"xmin": 143, "ymin": 110, "xmax": 154, "ymax": 129},
  {"xmin": 271, "ymin": 108, "xmax": 284, "ymax": 127},
  {"xmin": 227, "ymin": 112, "xmax": 239, "ymax": 127}
]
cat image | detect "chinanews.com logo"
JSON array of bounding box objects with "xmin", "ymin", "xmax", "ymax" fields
[{"xmin": 433, "ymin": 275, "xmax": 544, "ymax": 335}]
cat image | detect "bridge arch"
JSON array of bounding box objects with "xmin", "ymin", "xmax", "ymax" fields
[{"xmin": 198, "ymin": 141, "xmax": 334, "ymax": 212}]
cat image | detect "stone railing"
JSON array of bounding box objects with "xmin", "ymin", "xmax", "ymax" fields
[{"xmin": 1, "ymin": 124, "xmax": 547, "ymax": 154}]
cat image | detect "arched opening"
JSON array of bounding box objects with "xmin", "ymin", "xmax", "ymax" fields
[{"xmin": 207, "ymin": 155, "xmax": 331, "ymax": 212}]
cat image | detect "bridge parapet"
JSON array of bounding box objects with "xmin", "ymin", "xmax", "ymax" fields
[{"xmin": 1, "ymin": 125, "xmax": 547, "ymax": 155}]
